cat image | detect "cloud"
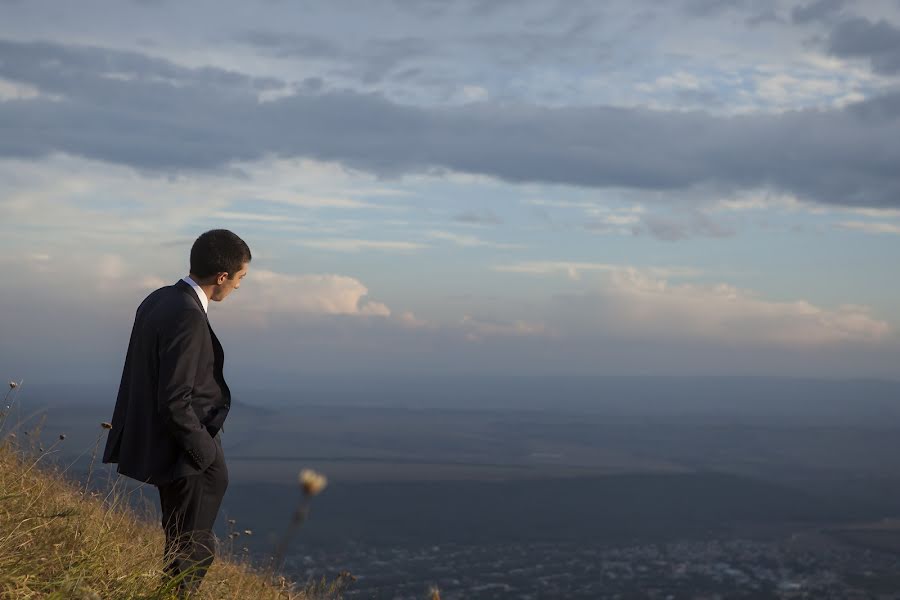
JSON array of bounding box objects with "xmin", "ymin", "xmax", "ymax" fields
[
  {"xmin": 395, "ymin": 311, "xmax": 430, "ymax": 329},
  {"xmin": 97, "ymin": 254, "xmax": 126, "ymax": 281},
  {"xmin": 0, "ymin": 41, "xmax": 900, "ymax": 207},
  {"xmin": 460, "ymin": 315, "xmax": 552, "ymax": 341},
  {"xmin": 426, "ymin": 230, "xmax": 520, "ymax": 248},
  {"xmin": 235, "ymin": 269, "xmax": 391, "ymax": 318},
  {"xmin": 236, "ymin": 30, "xmax": 340, "ymax": 60},
  {"xmin": 238, "ymin": 31, "xmax": 436, "ymax": 84},
  {"xmin": 6, "ymin": 38, "xmax": 900, "ymax": 209},
  {"xmin": 827, "ymin": 17, "xmax": 900, "ymax": 74},
  {"xmin": 0, "ymin": 77, "xmax": 43, "ymax": 101},
  {"xmin": 583, "ymin": 213, "xmax": 642, "ymax": 235},
  {"xmin": 791, "ymin": 0, "xmax": 847, "ymax": 25},
  {"xmin": 296, "ymin": 238, "xmax": 426, "ymax": 252},
  {"xmin": 550, "ymin": 268, "xmax": 892, "ymax": 346},
  {"xmin": 0, "ymin": 153, "xmax": 406, "ymax": 257},
  {"xmin": 139, "ymin": 275, "xmax": 168, "ymax": 290},
  {"xmin": 708, "ymin": 192, "xmax": 816, "ymax": 213},
  {"xmin": 211, "ymin": 211, "xmax": 302, "ymax": 223},
  {"xmin": 494, "ymin": 261, "xmax": 616, "ymax": 280},
  {"xmin": 745, "ymin": 8, "xmax": 782, "ymax": 27},
  {"xmin": 633, "ymin": 211, "xmax": 736, "ymax": 241},
  {"xmin": 453, "ymin": 210, "xmax": 502, "ymax": 225},
  {"xmin": 493, "ymin": 261, "xmax": 700, "ymax": 281},
  {"xmin": 837, "ymin": 220, "xmax": 900, "ymax": 234},
  {"xmin": 680, "ymin": 0, "xmax": 763, "ymax": 18}
]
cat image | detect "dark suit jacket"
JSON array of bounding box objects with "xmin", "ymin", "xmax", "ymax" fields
[{"xmin": 103, "ymin": 279, "xmax": 231, "ymax": 485}]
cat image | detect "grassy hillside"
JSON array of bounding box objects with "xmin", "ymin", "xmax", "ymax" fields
[{"xmin": 0, "ymin": 438, "xmax": 352, "ymax": 600}]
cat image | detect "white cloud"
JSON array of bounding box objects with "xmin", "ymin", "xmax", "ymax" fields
[
  {"xmin": 0, "ymin": 78, "xmax": 62, "ymax": 102},
  {"xmin": 296, "ymin": 238, "xmax": 427, "ymax": 252},
  {"xmin": 838, "ymin": 221, "xmax": 900, "ymax": 235},
  {"xmin": 708, "ymin": 191, "xmax": 821, "ymax": 213},
  {"xmin": 211, "ymin": 211, "xmax": 304, "ymax": 223},
  {"xmin": 594, "ymin": 214, "xmax": 640, "ymax": 226},
  {"xmin": 526, "ymin": 198, "xmax": 646, "ymax": 214},
  {"xmin": 637, "ymin": 71, "xmax": 704, "ymax": 92},
  {"xmin": 139, "ymin": 275, "xmax": 168, "ymax": 291},
  {"xmin": 97, "ymin": 254, "xmax": 126, "ymax": 281},
  {"xmin": 846, "ymin": 207, "xmax": 900, "ymax": 218},
  {"xmin": 235, "ymin": 269, "xmax": 390, "ymax": 318},
  {"xmin": 395, "ymin": 311, "xmax": 430, "ymax": 329},
  {"xmin": 753, "ymin": 72, "xmax": 845, "ymax": 107},
  {"xmin": 493, "ymin": 261, "xmax": 700, "ymax": 282},
  {"xmin": 494, "ymin": 261, "xmax": 616, "ymax": 281},
  {"xmin": 0, "ymin": 155, "xmax": 402, "ymax": 243},
  {"xmin": 563, "ymin": 269, "xmax": 892, "ymax": 346},
  {"xmin": 459, "ymin": 85, "xmax": 489, "ymax": 102},
  {"xmin": 426, "ymin": 230, "xmax": 521, "ymax": 249}
]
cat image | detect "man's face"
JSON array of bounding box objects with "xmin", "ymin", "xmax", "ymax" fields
[{"xmin": 211, "ymin": 262, "xmax": 249, "ymax": 302}]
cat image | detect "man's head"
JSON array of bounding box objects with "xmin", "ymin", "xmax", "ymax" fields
[{"xmin": 189, "ymin": 229, "xmax": 251, "ymax": 302}]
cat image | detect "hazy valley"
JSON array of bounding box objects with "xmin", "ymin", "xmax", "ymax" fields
[{"xmin": 23, "ymin": 376, "xmax": 900, "ymax": 598}]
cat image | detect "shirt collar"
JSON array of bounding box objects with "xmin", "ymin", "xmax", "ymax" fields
[{"xmin": 182, "ymin": 276, "xmax": 209, "ymax": 314}]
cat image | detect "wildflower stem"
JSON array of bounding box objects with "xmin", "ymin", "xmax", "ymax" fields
[
  {"xmin": 271, "ymin": 495, "xmax": 312, "ymax": 576},
  {"xmin": 83, "ymin": 430, "xmax": 105, "ymax": 497},
  {"xmin": 0, "ymin": 380, "xmax": 23, "ymax": 433}
]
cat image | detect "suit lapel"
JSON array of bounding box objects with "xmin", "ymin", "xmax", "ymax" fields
[{"xmin": 174, "ymin": 280, "xmax": 230, "ymax": 415}]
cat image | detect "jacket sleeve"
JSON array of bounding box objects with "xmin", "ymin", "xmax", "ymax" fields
[{"xmin": 157, "ymin": 309, "xmax": 217, "ymax": 471}]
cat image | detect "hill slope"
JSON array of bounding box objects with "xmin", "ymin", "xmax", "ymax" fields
[{"xmin": 0, "ymin": 440, "xmax": 349, "ymax": 600}]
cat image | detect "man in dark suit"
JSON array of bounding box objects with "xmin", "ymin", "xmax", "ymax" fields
[{"xmin": 103, "ymin": 229, "xmax": 251, "ymax": 595}]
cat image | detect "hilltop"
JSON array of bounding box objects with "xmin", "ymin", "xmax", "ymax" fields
[{"xmin": 0, "ymin": 438, "xmax": 351, "ymax": 599}]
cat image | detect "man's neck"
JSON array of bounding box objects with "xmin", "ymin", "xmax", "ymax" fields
[
  {"xmin": 186, "ymin": 274, "xmax": 214, "ymax": 301},
  {"xmin": 184, "ymin": 274, "xmax": 212, "ymax": 314}
]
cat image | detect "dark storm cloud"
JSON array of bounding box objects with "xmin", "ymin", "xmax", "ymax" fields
[
  {"xmin": 0, "ymin": 39, "xmax": 281, "ymax": 95},
  {"xmin": 790, "ymin": 0, "xmax": 847, "ymax": 25},
  {"xmin": 388, "ymin": 0, "xmax": 449, "ymax": 19},
  {"xmin": 467, "ymin": 14, "xmax": 605, "ymax": 67},
  {"xmin": 237, "ymin": 31, "xmax": 434, "ymax": 83},
  {"xmin": 681, "ymin": 0, "xmax": 754, "ymax": 17},
  {"xmin": 827, "ymin": 16, "xmax": 900, "ymax": 74},
  {"xmin": 745, "ymin": 9, "xmax": 783, "ymax": 27},
  {"xmin": 467, "ymin": 0, "xmax": 521, "ymax": 17},
  {"xmin": 4, "ymin": 39, "xmax": 900, "ymax": 208},
  {"xmin": 236, "ymin": 31, "xmax": 340, "ymax": 59}
]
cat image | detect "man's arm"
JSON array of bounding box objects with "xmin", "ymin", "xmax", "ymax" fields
[{"xmin": 157, "ymin": 309, "xmax": 217, "ymax": 471}]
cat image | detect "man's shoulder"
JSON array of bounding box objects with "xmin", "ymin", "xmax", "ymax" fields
[{"xmin": 139, "ymin": 283, "xmax": 205, "ymax": 321}]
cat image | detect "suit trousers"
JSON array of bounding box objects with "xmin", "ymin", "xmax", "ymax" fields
[{"xmin": 156, "ymin": 440, "xmax": 228, "ymax": 596}]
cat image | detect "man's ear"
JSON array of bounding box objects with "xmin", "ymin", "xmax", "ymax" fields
[{"xmin": 216, "ymin": 272, "xmax": 229, "ymax": 285}]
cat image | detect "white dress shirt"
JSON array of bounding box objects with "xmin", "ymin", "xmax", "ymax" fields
[{"xmin": 182, "ymin": 276, "xmax": 209, "ymax": 314}]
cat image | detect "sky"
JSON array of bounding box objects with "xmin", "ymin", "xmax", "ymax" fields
[{"xmin": 2, "ymin": 0, "xmax": 900, "ymax": 384}]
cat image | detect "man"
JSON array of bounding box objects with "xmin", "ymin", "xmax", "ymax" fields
[{"xmin": 103, "ymin": 229, "xmax": 250, "ymax": 595}]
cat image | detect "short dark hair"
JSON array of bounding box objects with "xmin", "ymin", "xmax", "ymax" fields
[{"xmin": 190, "ymin": 229, "xmax": 251, "ymax": 279}]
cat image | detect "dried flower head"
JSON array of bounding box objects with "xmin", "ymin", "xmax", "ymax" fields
[
  {"xmin": 8, "ymin": 381, "xmax": 17, "ymax": 389},
  {"xmin": 299, "ymin": 469, "xmax": 328, "ymax": 496},
  {"xmin": 429, "ymin": 586, "xmax": 441, "ymax": 600},
  {"xmin": 100, "ymin": 422, "xmax": 112, "ymax": 429},
  {"xmin": 243, "ymin": 529, "xmax": 253, "ymax": 536},
  {"xmin": 59, "ymin": 434, "xmax": 66, "ymax": 440},
  {"xmin": 227, "ymin": 518, "xmax": 236, "ymax": 525}
]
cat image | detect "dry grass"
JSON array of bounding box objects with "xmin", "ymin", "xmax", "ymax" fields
[{"xmin": 0, "ymin": 439, "xmax": 353, "ymax": 599}]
